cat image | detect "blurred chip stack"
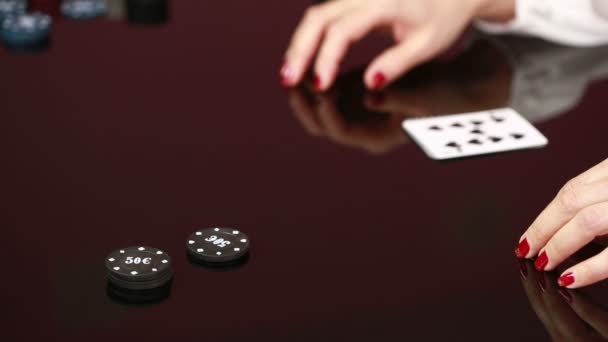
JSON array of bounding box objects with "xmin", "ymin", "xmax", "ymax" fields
[{"xmin": 126, "ymin": 0, "xmax": 167, "ymax": 25}]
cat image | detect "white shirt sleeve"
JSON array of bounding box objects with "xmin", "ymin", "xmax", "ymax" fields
[{"xmin": 476, "ymin": 0, "xmax": 608, "ymax": 46}]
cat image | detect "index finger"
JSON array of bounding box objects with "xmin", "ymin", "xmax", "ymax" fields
[{"xmin": 282, "ymin": 1, "xmax": 353, "ymax": 86}]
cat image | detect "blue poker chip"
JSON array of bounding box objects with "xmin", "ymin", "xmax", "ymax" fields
[
  {"xmin": 61, "ymin": 0, "xmax": 108, "ymax": 20},
  {"xmin": 0, "ymin": 0, "xmax": 26, "ymax": 22},
  {"xmin": 1, "ymin": 13, "xmax": 52, "ymax": 46}
]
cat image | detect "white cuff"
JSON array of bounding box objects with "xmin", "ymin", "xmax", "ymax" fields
[{"xmin": 475, "ymin": 0, "xmax": 608, "ymax": 47}]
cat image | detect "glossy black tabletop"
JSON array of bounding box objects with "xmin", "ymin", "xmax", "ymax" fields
[{"xmin": 2, "ymin": 1, "xmax": 608, "ymax": 341}]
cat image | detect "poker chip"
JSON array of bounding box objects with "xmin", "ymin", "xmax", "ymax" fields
[
  {"xmin": 186, "ymin": 227, "xmax": 250, "ymax": 265},
  {"xmin": 126, "ymin": 0, "xmax": 168, "ymax": 25},
  {"xmin": 61, "ymin": 0, "xmax": 108, "ymax": 20},
  {"xmin": 105, "ymin": 246, "xmax": 173, "ymax": 290},
  {"xmin": 0, "ymin": 0, "xmax": 25, "ymax": 22},
  {"xmin": 1, "ymin": 13, "xmax": 52, "ymax": 47}
]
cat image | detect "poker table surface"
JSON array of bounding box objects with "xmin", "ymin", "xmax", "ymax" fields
[{"xmin": 2, "ymin": 1, "xmax": 608, "ymax": 341}]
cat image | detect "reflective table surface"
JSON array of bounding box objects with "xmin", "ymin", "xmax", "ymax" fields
[{"xmin": 2, "ymin": 1, "xmax": 608, "ymax": 341}]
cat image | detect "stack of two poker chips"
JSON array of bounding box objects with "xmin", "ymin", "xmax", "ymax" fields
[{"xmin": 105, "ymin": 246, "xmax": 173, "ymax": 304}]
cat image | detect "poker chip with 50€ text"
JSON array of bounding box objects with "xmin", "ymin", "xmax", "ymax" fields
[{"xmin": 105, "ymin": 246, "xmax": 173, "ymax": 290}]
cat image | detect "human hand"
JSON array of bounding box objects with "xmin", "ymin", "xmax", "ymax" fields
[
  {"xmin": 280, "ymin": 0, "xmax": 514, "ymax": 91},
  {"xmin": 515, "ymin": 159, "xmax": 608, "ymax": 289}
]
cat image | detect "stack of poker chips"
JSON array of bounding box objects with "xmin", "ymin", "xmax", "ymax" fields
[
  {"xmin": 0, "ymin": 0, "xmax": 51, "ymax": 52},
  {"xmin": 105, "ymin": 246, "xmax": 174, "ymax": 304},
  {"xmin": 0, "ymin": 0, "xmax": 172, "ymax": 52},
  {"xmin": 0, "ymin": 0, "xmax": 109, "ymax": 52}
]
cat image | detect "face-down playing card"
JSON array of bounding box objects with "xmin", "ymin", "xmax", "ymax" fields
[{"xmin": 402, "ymin": 108, "xmax": 548, "ymax": 160}]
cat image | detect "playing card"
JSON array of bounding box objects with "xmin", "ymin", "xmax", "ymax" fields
[{"xmin": 402, "ymin": 108, "xmax": 548, "ymax": 160}]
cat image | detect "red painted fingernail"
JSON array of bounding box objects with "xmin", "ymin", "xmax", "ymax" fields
[
  {"xmin": 280, "ymin": 60, "xmax": 293, "ymax": 87},
  {"xmin": 537, "ymin": 274, "xmax": 546, "ymax": 292},
  {"xmin": 558, "ymin": 288, "xmax": 572, "ymax": 303},
  {"xmin": 372, "ymin": 72, "xmax": 386, "ymax": 90},
  {"xmin": 518, "ymin": 260, "xmax": 528, "ymax": 280},
  {"xmin": 514, "ymin": 238, "xmax": 530, "ymax": 259},
  {"xmin": 534, "ymin": 251, "xmax": 549, "ymax": 271},
  {"xmin": 558, "ymin": 272, "xmax": 575, "ymax": 287},
  {"xmin": 313, "ymin": 73, "xmax": 321, "ymax": 90}
]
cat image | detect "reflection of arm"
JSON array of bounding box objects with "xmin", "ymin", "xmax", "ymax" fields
[
  {"xmin": 487, "ymin": 35, "xmax": 608, "ymax": 123},
  {"xmin": 477, "ymin": 0, "xmax": 608, "ymax": 47}
]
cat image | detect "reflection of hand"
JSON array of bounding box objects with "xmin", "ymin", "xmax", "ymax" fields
[
  {"xmin": 363, "ymin": 39, "xmax": 513, "ymax": 116},
  {"xmin": 363, "ymin": 71, "xmax": 508, "ymax": 117},
  {"xmin": 280, "ymin": 0, "xmax": 514, "ymax": 90},
  {"xmin": 515, "ymin": 159, "xmax": 608, "ymax": 288},
  {"xmin": 519, "ymin": 260, "xmax": 608, "ymax": 341},
  {"xmin": 287, "ymin": 87, "xmax": 409, "ymax": 155}
]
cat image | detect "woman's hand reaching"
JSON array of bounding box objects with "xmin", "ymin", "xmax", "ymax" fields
[{"xmin": 280, "ymin": 0, "xmax": 514, "ymax": 91}]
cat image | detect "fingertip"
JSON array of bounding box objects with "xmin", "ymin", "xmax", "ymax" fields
[
  {"xmin": 371, "ymin": 71, "xmax": 387, "ymax": 90},
  {"xmin": 558, "ymin": 272, "xmax": 576, "ymax": 288},
  {"xmin": 514, "ymin": 238, "xmax": 530, "ymax": 259},
  {"xmin": 534, "ymin": 250, "xmax": 549, "ymax": 271},
  {"xmin": 313, "ymin": 73, "xmax": 322, "ymax": 91},
  {"xmin": 280, "ymin": 58, "xmax": 299, "ymax": 87},
  {"xmin": 363, "ymin": 66, "xmax": 390, "ymax": 90}
]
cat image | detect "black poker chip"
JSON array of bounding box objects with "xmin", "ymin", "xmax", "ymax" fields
[
  {"xmin": 105, "ymin": 246, "xmax": 173, "ymax": 290},
  {"xmin": 186, "ymin": 227, "xmax": 250, "ymax": 266},
  {"xmin": 126, "ymin": 0, "xmax": 168, "ymax": 25}
]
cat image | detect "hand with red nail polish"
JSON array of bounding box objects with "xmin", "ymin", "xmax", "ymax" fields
[
  {"xmin": 514, "ymin": 158, "xmax": 608, "ymax": 288},
  {"xmin": 281, "ymin": 0, "xmax": 515, "ymax": 91},
  {"xmin": 519, "ymin": 259, "xmax": 608, "ymax": 339}
]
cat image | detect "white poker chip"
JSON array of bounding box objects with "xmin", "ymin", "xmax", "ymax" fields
[{"xmin": 61, "ymin": 0, "xmax": 108, "ymax": 20}]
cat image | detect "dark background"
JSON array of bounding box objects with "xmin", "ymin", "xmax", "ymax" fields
[{"xmin": 1, "ymin": 1, "xmax": 608, "ymax": 340}]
